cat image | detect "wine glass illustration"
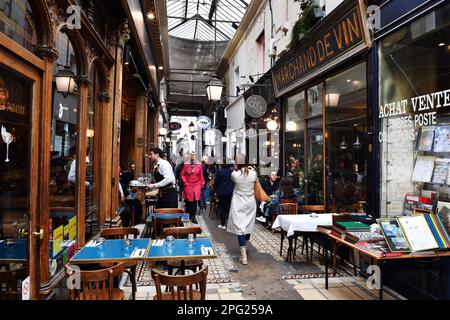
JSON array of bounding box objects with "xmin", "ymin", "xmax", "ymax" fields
[{"xmin": 2, "ymin": 126, "xmax": 13, "ymax": 162}]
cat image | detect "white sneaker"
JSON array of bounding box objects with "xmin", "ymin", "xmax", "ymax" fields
[
  {"xmin": 256, "ymin": 216, "xmax": 266, "ymax": 223},
  {"xmin": 218, "ymin": 225, "xmax": 224, "ymax": 229}
]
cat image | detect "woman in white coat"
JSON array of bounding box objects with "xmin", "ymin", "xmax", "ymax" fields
[{"xmin": 226, "ymin": 161, "xmax": 257, "ymax": 265}]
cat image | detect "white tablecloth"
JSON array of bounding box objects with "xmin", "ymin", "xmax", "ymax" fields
[{"xmin": 272, "ymin": 214, "xmax": 333, "ymax": 237}]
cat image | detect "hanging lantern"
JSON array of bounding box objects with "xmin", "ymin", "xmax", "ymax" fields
[
  {"xmin": 159, "ymin": 127, "xmax": 168, "ymax": 136},
  {"xmin": 267, "ymin": 120, "xmax": 278, "ymax": 131},
  {"xmin": 54, "ymin": 66, "xmax": 76, "ymax": 97},
  {"xmin": 286, "ymin": 120, "xmax": 297, "ymax": 132},
  {"xmin": 326, "ymin": 86, "xmax": 340, "ymax": 107},
  {"xmin": 188, "ymin": 121, "xmax": 196, "ymax": 133},
  {"xmin": 221, "ymin": 136, "xmax": 227, "ymax": 143},
  {"xmin": 206, "ymin": 74, "xmax": 224, "ymax": 101}
]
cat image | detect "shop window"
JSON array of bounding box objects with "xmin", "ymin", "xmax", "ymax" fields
[
  {"xmin": 379, "ymin": 3, "xmax": 450, "ymax": 217},
  {"xmin": 49, "ymin": 31, "xmax": 78, "ymax": 279},
  {"xmin": 0, "ymin": 0, "xmax": 36, "ymax": 52},
  {"xmin": 285, "ymin": 92, "xmax": 305, "ymax": 195},
  {"xmin": 0, "ymin": 63, "xmax": 32, "ymax": 287},
  {"xmin": 325, "ymin": 63, "xmax": 367, "ymax": 213},
  {"xmin": 306, "ymin": 84, "xmax": 323, "ymax": 205}
]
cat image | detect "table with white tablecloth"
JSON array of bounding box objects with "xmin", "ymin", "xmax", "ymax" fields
[
  {"xmin": 272, "ymin": 214, "xmax": 333, "ymax": 262},
  {"xmin": 272, "ymin": 214, "xmax": 333, "ymax": 236}
]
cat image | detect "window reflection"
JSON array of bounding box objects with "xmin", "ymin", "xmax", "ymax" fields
[{"xmin": 325, "ymin": 63, "xmax": 367, "ymax": 213}]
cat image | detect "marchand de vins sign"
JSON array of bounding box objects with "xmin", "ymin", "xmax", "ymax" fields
[{"xmin": 271, "ymin": 0, "xmax": 369, "ymax": 97}]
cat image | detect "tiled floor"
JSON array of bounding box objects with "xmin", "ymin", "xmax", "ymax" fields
[{"xmin": 120, "ymin": 215, "xmax": 404, "ymax": 300}]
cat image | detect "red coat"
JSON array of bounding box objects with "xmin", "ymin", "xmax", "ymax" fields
[{"xmin": 181, "ymin": 163, "xmax": 205, "ymax": 202}]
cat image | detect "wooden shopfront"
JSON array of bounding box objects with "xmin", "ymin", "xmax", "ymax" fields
[
  {"xmin": 0, "ymin": 0, "xmax": 131, "ymax": 299},
  {"xmin": 272, "ymin": 0, "xmax": 377, "ymax": 215}
]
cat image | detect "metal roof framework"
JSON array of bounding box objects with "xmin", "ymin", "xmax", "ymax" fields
[{"xmin": 164, "ymin": 0, "xmax": 249, "ymax": 114}]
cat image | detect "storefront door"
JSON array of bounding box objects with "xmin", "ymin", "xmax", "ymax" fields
[{"xmin": 0, "ymin": 46, "xmax": 42, "ymax": 299}]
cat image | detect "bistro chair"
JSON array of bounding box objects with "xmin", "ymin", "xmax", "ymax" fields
[
  {"xmin": 153, "ymin": 217, "xmax": 182, "ymax": 239},
  {"xmin": 66, "ymin": 262, "xmax": 127, "ymax": 300},
  {"xmin": 272, "ymin": 198, "xmax": 297, "ymax": 234},
  {"xmin": 0, "ymin": 268, "xmax": 26, "ymax": 300},
  {"xmin": 296, "ymin": 205, "xmax": 326, "ymax": 262},
  {"xmin": 100, "ymin": 227, "xmax": 140, "ymax": 300},
  {"xmin": 154, "ymin": 208, "xmax": 185, "ymax": 214},
  {"xmin": 151, "ymin": 266, "xmax": 208, "ymax": 300},
  {"xmin": 163, "ymin": 226, "xmax": 204, "ymax": 276}
]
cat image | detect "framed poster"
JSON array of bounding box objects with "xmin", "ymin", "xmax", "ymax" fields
[{"xmin": 377, "ymin": 218, "xmax": 410, "ymax": 252}]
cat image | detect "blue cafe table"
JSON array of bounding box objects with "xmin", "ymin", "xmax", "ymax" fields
[
  {"xmin": 69, "ymin": 239, "xmax": 151, "ymax": 264},
  {"xmin": 69, "ymin": 238, "xmax": 217, "ymax": 264},
  {"xmin": 0, "ymin": 239, "xmax": 27, "ymax": 263}
]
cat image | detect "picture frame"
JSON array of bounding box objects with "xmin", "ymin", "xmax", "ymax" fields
[{"xmin": 377, "ymin": 218, "xmax": 411, "ymax": 252}]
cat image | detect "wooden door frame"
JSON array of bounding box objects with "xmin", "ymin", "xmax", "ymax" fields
[{"xmin": 0, "ymin": 33, "xmax": 45, "ymax": 300}]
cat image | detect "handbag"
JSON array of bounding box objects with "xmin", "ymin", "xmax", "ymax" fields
[{"xmin": 254, "ymin": 180, "xmax": 270, "ymax": 202}]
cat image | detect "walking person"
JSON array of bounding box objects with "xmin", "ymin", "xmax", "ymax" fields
[
  {"xmin": 181, "ymin": 151, "xmax": 205, "ymax": 224},
  {"xmin": 148, "ymin": 148, "xmax": 178, "ymax": 208},
  {"xmin": 227, "ymin": 155, "xmax": 257, "ymax": 265},
  {"xmin": 215, "ymin": 164, "xmax": 234, "ymax": 229}
]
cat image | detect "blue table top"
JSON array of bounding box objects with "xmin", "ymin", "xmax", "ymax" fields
[
  {"xmin": 70, "ymin": 239, "xmax": 150, "ymax": 264},
  {"xmin": 146, "ymin": 213, "xmax": 190, "ymax": 223},
  {"xmin": 146, "ymin": 238, "xmax": 216, "ymax": 261},
  {"xmin": 0, "ymin": 239, "xmax": 27, "ymax": 262}
]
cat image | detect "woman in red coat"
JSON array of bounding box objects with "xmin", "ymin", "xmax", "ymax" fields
[{"xmin": 181, "ymin": 151, "xmax": 205, "ymax": 224}]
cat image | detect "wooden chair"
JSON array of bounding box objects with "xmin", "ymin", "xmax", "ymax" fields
[
  {"xmin": 154, "ymin": 208, "xmax": 185, "ymax": 214},
  {"xmin": 297, "ymin": 205, "xmax": 326, "ymax": 262},
  {"xmin": 272, "ymin": 198, "xmax": 297, "ymax": 234},
  {"xmin": 66, "ymin": 263, "xmax": 127, "ymax": 300},
  {"xmin": 163, "ymin": 226, "xmax": 204, "ymax": 276},
  {"xmin": 100, "ymin": 227, "xmax": 140, "ymax": 300},
  {"xmin": 0, "ymin": 268, "xmax": 26, "ymax": 300},
  {"xmin": 330, "ymin": 213, "xmax": 357, "ymax": 276},
  {"xmin": 152, "ymin": 217, "xmax": 182, "ymax": 239},
  {"xmin": 151, "ymin": 266, "xmax": 208, "ymax": 300}
]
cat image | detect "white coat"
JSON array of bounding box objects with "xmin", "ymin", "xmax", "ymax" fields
[{"xmin": 227, "ymin": 168, "xmax": 257, "ymax": 235}]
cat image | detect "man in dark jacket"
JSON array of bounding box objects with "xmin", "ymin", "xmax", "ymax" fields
[
  {"xmin": 214, "ymin": 164, "xmax": 234, "ymax": 229},
  {"xmin": 261, "ymin": 171, "xmax": 280, "ymax": 196}
]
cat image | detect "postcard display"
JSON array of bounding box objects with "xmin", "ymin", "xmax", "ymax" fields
[{"xmin": 379, "ymin": 90, "xmax": 450, "ymax": 218}]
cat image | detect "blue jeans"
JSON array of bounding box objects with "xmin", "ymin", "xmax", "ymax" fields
[{"xmin": 238, "ymin": 234, "xmax": 251, "ymax": 247}]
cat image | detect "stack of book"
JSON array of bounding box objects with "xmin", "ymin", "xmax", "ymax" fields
[
  {"xmin": 345, "ymin": 231, "xmax": 385, "ymax": 244},
  {"xmin": 331, "ymin": 221, "xmax": 371, "ymax": 239}
]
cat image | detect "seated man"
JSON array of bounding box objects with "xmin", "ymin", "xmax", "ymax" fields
[
  {"xmin": 263, "ymin": 177, "xmax": 301, "ymax": 228},
  {"xmin": 256, "ymin": 172, "xmax": 280, "ymax": 223}
]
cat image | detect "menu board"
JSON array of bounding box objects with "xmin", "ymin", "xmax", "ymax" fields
[
  {"xmin": 418, "ymin": 126, "xmax": 435, "ymax": 151},
  {"xmin": 433, "ymin": 126, "xmax": 450, "ymax": 152},
  {"xmin": 411, "ymin": 155, "xmax": 435, "ymax": 182},
  {"xmin": 53, "ymin": 225, "xmax": 64, "ymax": 256},
  {"xmin": 398, "ymin": 215, "xmax": 439, "ymax": 252},
  {"xmin": 377, "ymin": 218, "xmax": 410, "ymax": 252}
]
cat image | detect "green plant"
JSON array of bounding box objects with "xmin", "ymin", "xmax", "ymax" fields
[{"xmin": 290, "ymin": 0, "xmax": 319, "ymax": 49}]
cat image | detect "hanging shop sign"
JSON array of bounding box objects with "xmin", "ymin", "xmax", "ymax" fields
[
  {"xmin": 197, "ymin": 116, "xmax": 211, "ymax": 129},
  {"xmin": 245, "ymin": 95, "xmax": 267, "ymax": 118},
  {"xmin": 271, "ymin": 0, "xmax": 370, "ymax": 97},
  {"xmin": 169, "ymin": 122, "xmax": 182, "ymax": 131}
]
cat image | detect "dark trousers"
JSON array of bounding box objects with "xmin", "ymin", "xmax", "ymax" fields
[
  {"xmin": 156, "ymin": 188, "xmax": 178, "ymax": 209},
  {"xmin": 218, "ymin": 195, "xmax": 232, "ymax": 226},
  {"xmin": 185, "ymin": 200, "xmax": 198, "ymax": 219},
  {"xmin": 238, "ymin": 234, "xmax": 251, "ymax": 247}
]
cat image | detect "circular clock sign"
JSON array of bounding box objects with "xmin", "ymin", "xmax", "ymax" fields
[
  {"xmin": 245, "ymin": 95, "xmax": 267, "ymax": 118},
  {"xmin": 197, "ymin": 116, "xmax": 211, "ymax": 129}
]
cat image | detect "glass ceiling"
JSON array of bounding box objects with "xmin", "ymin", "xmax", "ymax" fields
[{"xmin": 167, "ymin": 0, "xmax": 248, "ymax": 41}]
